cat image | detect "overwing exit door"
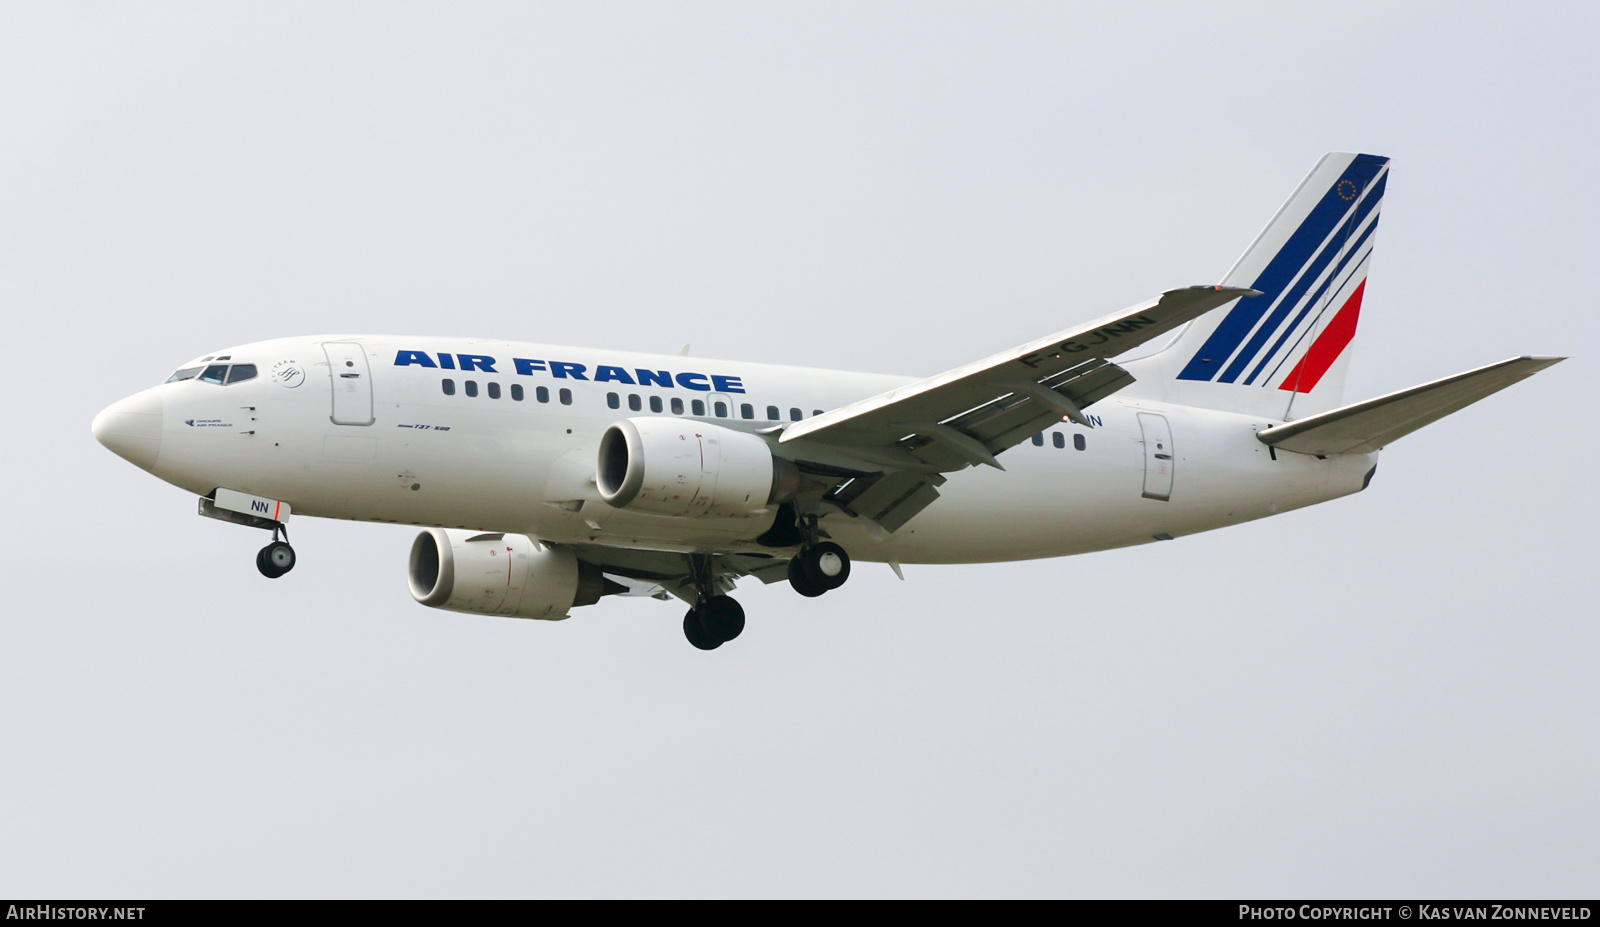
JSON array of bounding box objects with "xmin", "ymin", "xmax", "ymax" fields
[
  {"xmin": 1138, "ymin": 412, "xmax": 1174, "ymax": 501},
  {"xmin": 323, "ymin": 342, "xmax": 374, "ymax": 426}
]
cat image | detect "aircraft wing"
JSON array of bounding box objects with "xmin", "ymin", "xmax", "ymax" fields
[{"xmin": 776, "ymin": 286, "xmax": 1257, "ymax": 530}]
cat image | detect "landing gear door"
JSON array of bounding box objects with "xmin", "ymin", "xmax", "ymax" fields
[
  {"xmin": 323, "ymin": 342, "xmax": 375, "ymax": 426},
  {"xmin": 1138, "ymin": 412, "xmax": 1174, "ymax": 501}
]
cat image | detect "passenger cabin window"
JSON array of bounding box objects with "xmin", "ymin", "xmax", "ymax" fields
[
  {"xmin": 442, "ymin": 379, "xmax": 456, "ymax": 395},
  {"xmin": 766, "ymin": 405, "xmax": 779, "ymax": 420},
  {"xmin": 790, "ymin": 408, "xmax": 802, "ymax": 421},
  {"xmin": 166, "ymin": 367, "xmax": 203, "ymax": 383},
  {"xmin": 740, "ymin": 403, "xmax": 754, "ymax": 420},
  {"xmin": 813, "ymin": 409, "xmax": 824, "ymax": 417},
  {"xmin": 1074, "ymin": 434, "xmax": 1086, "ymax": 451},
  {"xmin": 671, "ymin": 397, "xmax": 684, "ymax": 415},
  {"xmin": 628, "ymin": 394, "xmax": 642, "ymax": 412},
  {"xmin": 198, "ymin": 364, "xmax": 229, "ymax": 384},
  {"xmin": 511, "ymin": 384, "xmax": 524, "ymax": 401},
  {"xmin": 607, "ymin": 392, "xmax": 620, "ymax": 409},
  {"xmin": 225, "ymin": 364, "xmax": 257, "ymax": 384},
  {"xmin": 691, "ymin": 399, "xmax": 705, "ymax": 416},
  {"xmin": 714, "ymin": 401, "xmax": 727, "ymax": 417},
  {"xmin": 1032, "ymin": 433, "xmax": 1044, "ymax": 447},
  {"xmin": 650, "ymin": 396, "xmax": 663, "ymax": 413},
  {"xmin": 465, "ymin": 380, "xmax": 479, "ymax": 397},
  {"xmin": 488, "ymin": 382, "xmax": 501, "ymax": 399},
  {"xmin": 559, "ymin": 388, "xmax": 572, "ymax": 405},
  {"xmin": 537, "ymin": 386, "xmax": 550, "ymax": 403},
  {"xmin": 1052, "ymin": 432, "xmax": 1065, "ymax": 449}
]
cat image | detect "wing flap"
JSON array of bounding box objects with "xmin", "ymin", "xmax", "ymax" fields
[
  {"xmin": 829, "ymin": 470, "xmax": 948, "ymax": 532},
  {"xmin": 1257, "ymin": 356, "xmax": 1564, "ymax": 456}
]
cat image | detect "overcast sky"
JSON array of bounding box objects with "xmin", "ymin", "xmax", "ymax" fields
[{"xmin": 2, "ymin": 2, "xmax": 1594, "ymax": 898}]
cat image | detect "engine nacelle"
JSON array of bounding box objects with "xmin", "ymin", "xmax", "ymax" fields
[
  {"xmin": 407, "ymin": 528, "xmax": 608, "ymax": 620},
  {"xmin": 597, "ymin": 417, "xmax": 799, "ymax": 517}
]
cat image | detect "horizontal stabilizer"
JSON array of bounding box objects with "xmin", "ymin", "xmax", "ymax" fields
[{"xmin": 1256, "ymin": 356, "xmax": 1564, "ymax": 456}]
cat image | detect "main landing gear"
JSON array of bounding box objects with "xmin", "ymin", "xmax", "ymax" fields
[
  {"xmin": 684, "ymin": 595, "xmax": 745, "ymax": 651},
  {"xmin": 787, "ymin": 514, "xmax": 851, "ymax": 598},
  {"xmin": 678, "ymin": 520, "xmax": 855, "ymax": 651},
  {"xmin": 256, "ymin": 524, "xmax": 297, "ymax": 579},
  {"xmin": 683, "ymin": 553, "xmax": 745, "ymax": 651}
]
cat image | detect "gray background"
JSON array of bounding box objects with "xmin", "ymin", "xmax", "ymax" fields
[{"xmin": 2, "ymin": 2, "xmax": 1594, "ymax": 898}]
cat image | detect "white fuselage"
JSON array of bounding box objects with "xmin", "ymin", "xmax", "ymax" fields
[{"xmin": 113, "ymin": 335, "xmax": 1377, "ymax": 564}]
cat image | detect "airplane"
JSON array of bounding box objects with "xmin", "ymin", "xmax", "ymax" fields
[{"xmin": 91, "ymin": 152, "xmax": 1563, "ymax": 650}]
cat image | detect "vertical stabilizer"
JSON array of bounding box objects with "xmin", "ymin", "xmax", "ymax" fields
[{"xmin": 1145, "ymin": 152, "xmax": 1389, "ymax": 421}]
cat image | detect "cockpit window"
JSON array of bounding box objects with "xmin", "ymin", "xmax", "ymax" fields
[{"xmin": 168, "ymin": 362, "xmax": 258, "ymax": 385}]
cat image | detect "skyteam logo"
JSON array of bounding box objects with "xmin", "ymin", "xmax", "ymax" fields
[
  {"xmin": 394, "ymin": 351, "xmax": 747, "ymax": 393},
  {"xmin": 1179, "ymin": 154, "xmax": 1389, "ymax": 394},
  {"xmin": 271, "ymin": 360, "xmax": 306, "ymax": 388}
]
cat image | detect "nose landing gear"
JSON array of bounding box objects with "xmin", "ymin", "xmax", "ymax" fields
[
  {"xmin": 198, "ymin": 491, "xmax": 299, "ymax": 580},
  {"xmin": 256, "ymin": 525, "xmax": 296, "ymax": 579}
]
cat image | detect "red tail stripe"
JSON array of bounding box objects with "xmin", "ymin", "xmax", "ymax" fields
[{"xmin": 1279, "ymin": 280, "xmax": 1365, "ymax": 393}]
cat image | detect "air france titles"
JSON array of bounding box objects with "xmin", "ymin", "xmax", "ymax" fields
[{"xmin": 394, "ymin": 351, "xmax": 745, "ymax": 393}]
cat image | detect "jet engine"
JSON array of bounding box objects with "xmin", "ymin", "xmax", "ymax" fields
[
  {"xmin": 407, "ymin": 528, "xmax": 614, "ymax": 620},
  {"xmin": 597, "ymin": 417, "xmax": 799, "ymax": 517}
]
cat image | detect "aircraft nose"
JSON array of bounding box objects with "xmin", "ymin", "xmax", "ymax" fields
[{"xmin": 92, "ymin": 388, "xmax": 164, "ymax": 471}]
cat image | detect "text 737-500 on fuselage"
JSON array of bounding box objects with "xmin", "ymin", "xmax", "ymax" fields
[{"xmin": 91, "ymin": 153, "xmax": 1563, "ymax": 650}]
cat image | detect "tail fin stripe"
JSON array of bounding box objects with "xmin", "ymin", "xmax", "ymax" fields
[
  {"xmin": 1217, "ymin": 168, "xmax": 1387, "ymax": 383},
  {"xmin": 1176, "ymin": 155, "xmax": 1388, "ymax": 382},
  {"xmin": 1277, "ymin": 280, "xmax": 1367, "ymax": 394},
  {"xmin": 1176, "ymin": 194, "xmax": 1351, "ymax": 381},
  {"xmin": 1256, "ymin": 248, "xmax": 1373, "ymax": 387},
  {"xmin": 1244, "ymin": 217, "xmax": 1378, "ymax": 385}
]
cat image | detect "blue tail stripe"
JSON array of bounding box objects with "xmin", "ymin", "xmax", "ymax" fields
[
  {"xmin": 1218, "ymin": 168, "xmax": 1387, "ymax": 383},
  {"xmin": 1244, "ymin": 216, "xmax": 1378, "ymax": 385},
  {"xmin": 1177, "ymin": 154, "xmax": 1389, "ymax": 382},
  {"xmin": 1259, "ymin": 246, "xmax": 1373, "ymax": 388}
]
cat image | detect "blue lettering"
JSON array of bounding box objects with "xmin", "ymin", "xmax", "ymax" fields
[
  {"xmin": 636, "ymin": 368, "xmax": 672, "ymax": 388},
  {"xmin": 252, "ymin": 500, "xmax": 269, "ymax": 513},
  {"xmin": 394, "ymin": 350, "xmax": 437, "ymax": 368},
  {"xmin": 550, "ymin": 361, "xmax": 588, "ymax": 380},
  {"xmin": 513, "ymin": 358, "xmax": 547, "ymax": 375},
  {"xmin": 675, "ymin": 372, "xmax": 711, "ymax": 391},
  {"xmin": 437, "ymin": 353, "xmax": 456, "ymax": 370},
  {"xmin": 1089, "ymin": 414, "xmax": 1103, "ymax": 427},
  {"xmin": 711, "ymin": 375, "xmax": 745, "ymax": 393},
  {"xmin": 457, "ymin": 354, "xmax": 497, "ymax": 373},
  {"xmin": 593, "ymin": 365, "xmax": 636, "ymax": 385}
]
